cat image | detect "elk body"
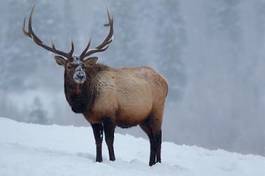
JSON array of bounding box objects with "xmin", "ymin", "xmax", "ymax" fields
[{"xmin": 23, "ymin": 8, "xmax": 168, "ymax": 166}]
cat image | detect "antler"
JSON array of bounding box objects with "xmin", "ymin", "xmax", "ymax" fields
[
  {"xmin": 23, "ymin": 7, "xmax": 74, "ymax": 59},
  {"xmin": 80, "ymin": 9, "xmax": 114, "ymax": 60}
]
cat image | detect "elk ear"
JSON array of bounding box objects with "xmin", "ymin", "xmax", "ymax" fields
[
  {"xmin": 54, "ymin": 55, "xmax": 66, "ymax": 66},
  {"xmin": 84, "ymin": 57, "xmax": 98, "ymax": 67}
]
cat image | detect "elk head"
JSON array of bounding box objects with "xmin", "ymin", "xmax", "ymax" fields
[{"xmin": 23, "ymin": 7, "xmax": 113, "ymax": 85}]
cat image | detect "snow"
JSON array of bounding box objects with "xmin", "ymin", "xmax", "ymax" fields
[{"xmin": 0, "ymin": 117, "xmax": 264, "ymax": 176}]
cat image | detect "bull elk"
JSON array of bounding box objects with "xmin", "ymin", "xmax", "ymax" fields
[{"xmin": 23, "ymin": 7, "xmax": 168, "ymax": 166}]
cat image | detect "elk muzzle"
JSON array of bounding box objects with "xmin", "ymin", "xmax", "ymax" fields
[{"xmin": 73, "ymin": 65, "xmax": 86, "ymax": 84}]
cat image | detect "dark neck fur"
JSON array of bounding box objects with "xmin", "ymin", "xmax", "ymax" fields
[{"xmin": 64, "ymin": 63, "xmax": 109, "ymax": 113}]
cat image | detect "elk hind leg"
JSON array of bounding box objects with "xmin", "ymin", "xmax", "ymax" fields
[
  {"xmin": 155, "ymin": 130, "xmax": 162, "ymax": 163},
  {"xmin": 140, "ymin": 116, "xmax": 162, "ymax": 166},
  {"xmin": 103, "ymin": 118, "xmax": 116, "ymax": 161}
]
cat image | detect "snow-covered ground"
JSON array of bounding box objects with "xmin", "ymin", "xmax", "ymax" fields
[{"xmin": 0, "ymin": 117, "xmax": 264, "ymax": 176}]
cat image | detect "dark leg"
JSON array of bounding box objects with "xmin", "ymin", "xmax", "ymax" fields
[
  {"xmin": 140, "ymin": 118, "xmax": 162, "ymax": 166},
  {"xmin": 103, "ymin": 118, "xmax": 116, "ymax": 161},
  {"xmin": 140, "ymin": 123, "xmax": 156, "ymax": 166},
  {"xmin": 149, "ymin": 134, "xmax": 157, "ymax": 166},
  {"xmin": 155, "ymin": 130, "xmax": 162, "ymax": 163},
  {"xmin": 91, "ymin": 123, "xmax": 103, "ymax": 162}
]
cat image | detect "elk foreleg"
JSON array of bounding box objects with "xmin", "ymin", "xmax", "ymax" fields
[
  {"xmin": 103, "ymin": 118, "xmax": 116, "ymax": 161},
  {"xmin": 91, "ymin": 123, "xmax": 103, "ymax": 162}
]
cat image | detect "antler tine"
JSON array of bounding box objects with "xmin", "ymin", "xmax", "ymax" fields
[
  {"xmin": 69, "ymin": 41, "xmax": 75, "ymax": 56},
  {"xmin": 28, "ymin": 7, "xmax": 43, "ymax": 44},
  {"xmin": 23, "ymin": 18, "xmax": 30, "ymax": 37},
  {"xmin": 23, "ymin": 6, "xmax": 74, "ymax": 59},
  {"xmin": 80, "ymin": 39, "xmax": 91, "ymax": 58},
  {"xmin": 80, "ymin": 10, "xmax": 114, "ymax": 59},
  {"xmin": 96, "ymin": 10, "xmax": 113, "ymax": 48}
]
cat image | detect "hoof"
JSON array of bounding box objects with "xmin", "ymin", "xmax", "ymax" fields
[
  {"xmin": 149, "ymin": 161, "xmax": 156, "ymax": 166},
  {"xmin": 96, "ymin": 157, "xmax": 103, "ymax": 162},
  {"xmin": 149, "ymin": 160, "xmax": 161, "ymax": 166},
  {"xmin": 110, "ymin": 156, "xmax": 116, "ymax": 161}
]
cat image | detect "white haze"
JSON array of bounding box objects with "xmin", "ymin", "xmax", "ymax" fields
[{"xmin": 0, "ymin": 0, "xmax": 264, "ymax": 156}]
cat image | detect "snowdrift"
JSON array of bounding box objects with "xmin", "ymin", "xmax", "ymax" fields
[{"xmin": 0, "ymin": 117, "xmax": 264, "ymax": 176}]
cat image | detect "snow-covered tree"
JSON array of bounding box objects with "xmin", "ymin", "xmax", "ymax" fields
[{"xmin": 28, "ymin": 97, "xmax": 48, "ymax": 124}]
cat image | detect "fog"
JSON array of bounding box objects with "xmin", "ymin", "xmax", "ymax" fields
[{"xmin": 0, "ymin": 0, "xmax": 264, "ymax": 156}]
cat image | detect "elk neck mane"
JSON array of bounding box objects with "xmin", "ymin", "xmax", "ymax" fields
[{"xmin": 64, "ymin": 63, "xmax": 110, "ymax": 113}]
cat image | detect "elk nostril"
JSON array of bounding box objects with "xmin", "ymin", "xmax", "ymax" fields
[{"xmin": 77, "ymin": 72, "xmax": 86, "ymax": 80}]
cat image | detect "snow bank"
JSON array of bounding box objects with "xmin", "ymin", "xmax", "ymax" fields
[{"xmin": 0, "ymin": 117, "xmax": 264, "ymax": 176}]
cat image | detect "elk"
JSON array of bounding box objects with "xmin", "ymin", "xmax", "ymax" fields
[{"xmin": 23, "ymin": 7, "xmax": 168, "ymax": 166}]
